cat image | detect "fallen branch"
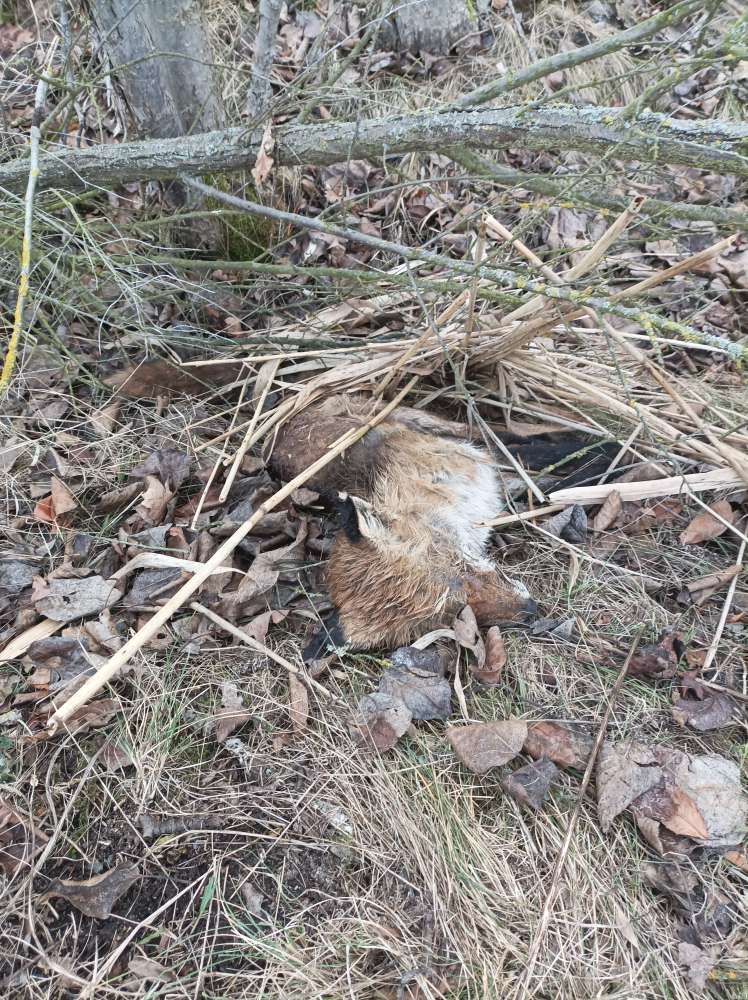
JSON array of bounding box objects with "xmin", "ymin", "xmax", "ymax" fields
[
  {"xmin": 47, "ymin": 376, "xmax": 418, "ymax": 731},
  {"xmin": 2, "ymin": 105, "xmax": 748, "ymax": 199},
  {"xmin": 182, "ymin": 178, "xmax": 744, "ymax": 358}
]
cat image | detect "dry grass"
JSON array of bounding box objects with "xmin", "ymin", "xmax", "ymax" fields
[{"xmin": 2, "ymin": 0, "xmax": 748, "ymax": 996}]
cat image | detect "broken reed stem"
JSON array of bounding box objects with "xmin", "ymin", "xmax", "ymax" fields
[
  {"xmin": 219, "ymin": 358, "xmax": 281, "ymax": 502},
  {"xmin": 191, "ymin": 363, "xmax": 254, "ymax": 528},
  {"xmin": 701, "ymin": 531, "xmax": 747, "ymax": 676},
  {"xmin": 48, "ymin": 377, "xmax": 418, "ymax": 730},
  {"xmin": 496, "ymin": 195, "xmax": 644, "ymax": 328},
  {"xmin": 0, "ymin": 39, "xmax": 58, "ymax": 392},
  {"xmin": 464, "ymin": 214, "xmax": 486, "ymax": 350},
  {"xmin": 517, "ymin": 629, "xmax": 643, "ymax": 1000},
  {"xmin": 190, "ymin": 602, "xmax": 340, "ymax": 704},
  {"xmin": 598, "ymin": 317, "xmax": 748, "ymax": 486}
]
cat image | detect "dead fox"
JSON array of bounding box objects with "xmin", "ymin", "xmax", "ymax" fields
[{"xmin": 271, "ymin": 394, "xmax": 541, "ymax": 655}]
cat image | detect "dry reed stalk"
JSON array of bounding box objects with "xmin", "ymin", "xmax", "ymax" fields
[
  {"xmin": 516, "ymin": 630, "xmax": 643, "ymax": 1000},
  {"xmin": 464, "ymin": 214, "xmax": 487, "ymax": 349},
  {"xmin": 497, "ymin": 195, "xmax": 644, "ymax": 328},
  {"xmin": 477, "ymin": 230, "xmax": 738, "ymax": 359},
  {"xmin": 597, "ymin": 317, "xmax": 748, "ymax": 486},
  {"xmin": 190, "ymin": 363, "xmax": 254, "ymax": 528},
  {"xmin": 610, "ymin": 233, "xmax": 737, "ymax": 301},
  {"xmin": 506, "ymin": 355, "xmax": 728, "ymax": 468},
  {"xmin": 700, "ymin": 533, "xmax": 747, "ymax": 676},
  {"xmin": 219, "ymin": 358, "xmax": 281, "ymax": 502},
  {"xmin": 546, "ymin": 467, "xmax": 744, "ymax": 505},
  {"xmin": 48, "ymin": 377, "xmax": 419, "ymax": 730}
]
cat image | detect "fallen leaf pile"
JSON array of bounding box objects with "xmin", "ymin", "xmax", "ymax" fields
[{"xmin": 597, "ymin": 741, "xmax": 747, "ymax": 854}]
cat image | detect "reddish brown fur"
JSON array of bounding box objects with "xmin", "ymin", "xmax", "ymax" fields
[{"xmin": 270, "ymin": 394, "xmax": 535, "ymax": 649}]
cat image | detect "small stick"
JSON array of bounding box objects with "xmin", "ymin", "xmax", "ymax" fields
[
  {"xmin": 517, "ymin": 630, "xmax": 642, "ymax": 1000},
  {"xmin": 190, "ymin": 602, "xmax": 340, "ymax": 704},
  {"xmin": 701, "ymin": 533, "xmax": 746, "ymax": 676},
  {"xmin": 48, "ymin": 377, "xmax": 418, "ymax": 731},
  {"xmin": 0, "ymin": 38, "xmax": 58, "ymax": 391}
]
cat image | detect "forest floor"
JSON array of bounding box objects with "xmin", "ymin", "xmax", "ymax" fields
[{"xmin": 1, "ymin": 1, "xmax": 748, "ymax": 997}]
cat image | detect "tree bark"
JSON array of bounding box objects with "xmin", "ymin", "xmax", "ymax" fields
[
  {"xmin": 2, "ymin": 105, "xmax": 747, "ymax": 199},
  {"xmin": 88, "ymin": 0, "xmax": 224, "ymax": 244},
  {"xmin": 377, "ymin": 0, "xmax": 474, "ymax": 55}
]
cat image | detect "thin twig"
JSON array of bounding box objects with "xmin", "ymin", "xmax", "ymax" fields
[
  {"xmin": 517, "ymin": 630, "xmax": 643, "ymax": 1000},
  {"xmin": 48, "ymin": 377, "xmax": 419, "ymax": 730},
  {"xmin": 0, "ymin": 38, "xmax": 58, "ymax": 392}
]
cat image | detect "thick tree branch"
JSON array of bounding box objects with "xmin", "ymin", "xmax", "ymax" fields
[{"xmin": 1, "ymin": 105, "xmax": 747, "ymax": 199}]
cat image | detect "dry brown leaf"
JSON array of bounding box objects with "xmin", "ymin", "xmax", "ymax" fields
[
  {"xmin": 0, "ymin": 800, "xmax": 49, "ymax": 876},
  {"xmin": 32, "ymin": 576, "xmax": 122, "ymax": 624},
  {"xmin": 378, "ymin": 656, "xmax": 451, "ymax": 721},
  {"xmin": 214, "ymin": 681, "xmax": 252, "ymax": 742},
  {"xmin": 128, "ymin": 958, "xmax": 174, "ymax": 983},
  {"xmin": 453, "ymin": 605, "xmax": 485, "ymax": 669},
  {"xmin": 659, "ymin": 787, "xmax": 709, "ymax": 840},
  {"xmin": 89, "ymin": 401, "xmax": 121, "ymax": 437},
  {"xmin": 626, "ymin": 631, "xmax": 681, "ymax": 679},
  {"xmin": 523, "ymin": 720, "xmax": 593, "ymax": 769},
  {"xmin": 135, "ymin": 476, "xmax": 173, "ymax": 524},
  {"xmin": 47, "ymin": 862, "xmax": 139, "ymax": 919},
  {"xmin": 288, "ymin": 674, "xmax": 309, "ymax": 733},
  {"xmin": 543, "ymin": 504, "xmax": 587, "ymax": 543},
  {"xmin": 51, "ymin": 476, "xmax": 77, "ymax": 515},
  {"xmin": 677, "ymin": 565, "xmax": 741, "ymax": 607},
  {"xmin": 591, "ymin": 490, "xmax": 622, "ymax": 532},
  {"xmin": 252, "ymin": 122, "xmax": 275, "ymax": 187},
  {"xmin": 597, "ymin": 743, "xmax": 664, "ymax": 831},
  {"xmin": 57, "ymin": 697, "xmax": 120, "ymax": 735},
  {"xmin": 350, "ymin": 692, "xmax": 412, "ymax": 751},
  {"xmin": 471, "ymin": 626, "xmax": 506, "ymax": 686},
  {"xmin": 598, "ymin": 741, "xmax": 747, "ymax": 850},
  {"xmin": 131, "ymin": 449, "xmax": 192, "ymax": 492},
  {"xmin": 680, "ymin": 500, "xmax": 734, "ymax": 545},
  {"xmin": 447, "ymin": 720, "xmax": 527, "ymax": 774},
  {"xmin": 672, "ymin": 691, "xmax": 741, "ymax": 732},
  {"xmin": 501, "ymin": 758, "xmax": 557, "ymax": 810}
]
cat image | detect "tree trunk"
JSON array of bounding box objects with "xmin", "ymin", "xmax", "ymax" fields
[
  {"xmin": 88, "ymin": 0, "xmax": 225, "ymax": 246},
  {"xmin": 377, "ymin": 0, "xmax": 474, "ymax": 55}
]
